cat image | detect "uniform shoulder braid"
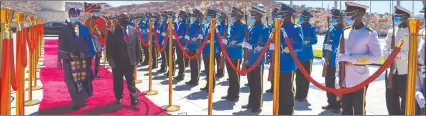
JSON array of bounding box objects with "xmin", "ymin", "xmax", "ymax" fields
[
  {"xmin": 365, "ymin": 26, "xmax": 373, "ymax": 31},
  {"xmin": 344, "ymin": 26, "xmax": 352, "ymax": 30}
]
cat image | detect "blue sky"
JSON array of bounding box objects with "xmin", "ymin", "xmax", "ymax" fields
[{"xmin": 69, "ymin": 1, "xmax": 424, "ymax": 15}]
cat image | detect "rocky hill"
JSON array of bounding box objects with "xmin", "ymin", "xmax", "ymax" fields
[{"xmin": 1, "ymin": 1, "xmax": 396, "ymax": 36}]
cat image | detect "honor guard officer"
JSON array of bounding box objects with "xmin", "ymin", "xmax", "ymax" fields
[
  {"xmin": 150, "ymin": 12, "xmax": 160, "ymax": 69},
  {"xmin": 157, "ymin": 12, "xmax": 169, "ymax": 74},
  {"xmin": 383, "ymin": 6, "xmax": 413, "ymax": 115},
  {"xmin": 269, "ymin": 4, "xmax": 304, "ymax": 115},
  {"xmin": 163, "ymin": 11, "xmax": 177, "ymax": 77},
  {"xmin": 267, "ymin": 7, "xmax": 280, "ymax": 93},
  {"xmin": 185, "ymin": 9, "xmax": 203, "ymax": 86},
  {"xmin": 139, "ymin": 13, "xmax": 150, "ymax": 66},
  {"xmin": 322, "ymin": 8, "xmax": 343, "ymax": 113},
  {"xmin": 215, "ymin": 11, "xmax": 226, "ymax": 79},
  {"xmin": 336, "ymin": 2, "xmax": 382, "ymax": 115},
  {"xmin": 240, "ymin": 5, "xmax": 269, "ymax": 112},
  {"xmin": 295, "ymin": 9, "xmax": 317, "ymax": 102},
  {"xmin": 416, "ymin": 21, "xmax": 426, "ymax": 114},
  {"xmin": 220, "ymin": 7, "xmax": 246, "ymax": 102},
  {"xmin": 200, "ymin": 9, "xmax": 220, "ymax": 92},
  {"xmin": 174, "ymin": 10, "xmax": 189, "ymax": 80},
  {"xmin": 84, "ymin": 4, "xmax": 107, "ymax": 78}
]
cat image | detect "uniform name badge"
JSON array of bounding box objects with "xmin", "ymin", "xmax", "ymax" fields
[
  {"xmin": 230, "ymin": 40, "xmax": 237, "ymax": 46},
  {"xmin": 191, "ymin": 37, "xmax": 197, "ymax": 41},
  {"xmin": 254, "ymin": 46, "xmax": 263, "ymax": 53}
]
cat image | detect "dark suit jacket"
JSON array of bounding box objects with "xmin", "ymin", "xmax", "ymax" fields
[
  {"xmin": 106, "ymin": 25, "xmax": 141, "ymax": 67},
  {"xmin": 58, "ymin": 22, "xmax": 95, "ymax": 60}
]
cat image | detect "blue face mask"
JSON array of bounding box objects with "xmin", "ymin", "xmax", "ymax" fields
[
  {"xmin": 331, "ymin": 18, "xmax": 338, "ymax": 25},
  {"xmin": 138, "ymin": 18, "xmax": 142, "ymax": 21},
  {"xmin": 299, "ymin": 17, "xmax": 305, "ymax": 24},
  {"xmin": 145, "ymin": 17, "xmax": 148, "ymax": 21},
  {"xmin": 231, "ymin": 17, "xmax": 236, "ymax": 23},
  {"xmin": 178, "ymin": 17, "xmax": 183, "ymax": 22},
  {"xmin": 205, "ymin": 16, "xmax": 211, "ymax": 23},
  {"xmin": 394, "ymin": 17, "xmax": 401, "ymax": 25},
  {"xmin": 345, "ymin": 16, "xmax": 354, "ymax": 25},
  {"xmin": 152, "ymin": 18, "xmax": 157, "ymax": 21},
  {"xmin": 248, "ymin": 16, "xmax": 256, "ymax": 25},
  {"xmin": 217, "ymin": 17, "xmax": 223, "ymax": 23},
  {"xmin": 190, "ymin": 17, "xmax": 197, "ymax": 23},
  {"xmin": 70, "ymin": 17, "xmax": 79, "ymax": 23},
  {"xmin": 93, "ymin": 12, "xmax": 100, "ymax": 17}
]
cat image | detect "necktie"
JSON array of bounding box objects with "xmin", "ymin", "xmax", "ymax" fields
[{"xmin": 123, "ymin": 27, "xmax": 129, "ymax": 43}]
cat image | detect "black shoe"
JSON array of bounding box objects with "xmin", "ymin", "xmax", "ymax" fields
[
  {"xmin": 164, "ymin": 72, "xmax": 175, "ymax": 76},
  {"xmin": 215, "ymin": 73, "xmax": 224, "ymax": 78},
  {"xmin": 332, "ymin": 108, "xmax": 341, "ymax": 113},
  {"xmin": 185, "ymin": 81, "xmax": 198, "ymax": 86},
  {"xmin": 241, "ymin": 105, "xmax": 250, "ymax": 109},
  {"xmin": 266, "ymin": 88, "xmax": 273, "ymax": 93},
  {"xmin": 251, "ymin": 108, "xmax": 262, "ymax": 113},
  {"xmin": 245, "ymin": 83, "xmax": 250, "ymax": 87},
  {"xmin": 116, "ymin": 99, "xmax": 122, "ymax": 104},
  {"xmin": 322, "ymin": 105, "xmax": 332, "ymax": 109},
  {"xmin": 72, "ymin": 106, "xmax": 81, "ymax": 111},
  {"xmin": 200, "ymin": 87, "xmax": 207, "ymax": 91},
  {"xmin": 153, "ymin": 65, "xmax": 158, "ymax": 69},
  {"xmin": 141, "ymin": 62, "xmax": 148, "ymax": 66},
  {"xmin": 221, "ymin": 96, "xmax": 228, "ymax": 100},
  {"xmin": 131, "ymin": 101, "xmax": 141, "ymax": 106},
  {"xmin": 173, "ymin": 74, "xmax": 184, "ymax": 80}
]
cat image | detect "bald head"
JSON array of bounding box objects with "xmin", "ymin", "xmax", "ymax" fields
[{"xmin": 119, "ymin": 13, "xmax": 130, "ymax": 27}]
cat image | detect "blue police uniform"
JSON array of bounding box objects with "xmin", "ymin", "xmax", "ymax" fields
[
  {"xmin": 158, "ymin": 21, "xmax": 169, "ymax": 73},
  {"xmin": 139, "ymin": 18, "xmax": 150, "ymax": 65},
  {"xmin": 174, "ymin": 16, "xmax": 189, "ymax": 78},
  {"xmin": 294, "ymin": 10, "xmax": 317, "ymax": 101},
  {"xmin": 200, "ymin": 9, "xmax": 220, "ymax": 91},
  {"xmin": 184, "ymin": 9, "xmax": 204, "ymax": 86}
]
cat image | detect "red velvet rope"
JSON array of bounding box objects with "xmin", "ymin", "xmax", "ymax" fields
[
  {"xmin": 216, "ymin": 32, "xmax": 274, "ymax": 74},
  {"xmin": 172, "ymin": 29, "xmax": 211, "ymax": 59},
  {"xmin": 285, "ymin": 37, "xmax": 401, "ymax": 94},
  {"xmin": 153, "ymin": 28, "xmax": 169, "ymax": 52},
  {"xmin": 136, "ymin": 27, "xmax": 150, "ymax": 47}
]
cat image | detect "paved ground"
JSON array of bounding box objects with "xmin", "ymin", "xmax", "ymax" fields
[{"xmin": 10, "ymin": 36, "xmax": 390, "ymax": 115}]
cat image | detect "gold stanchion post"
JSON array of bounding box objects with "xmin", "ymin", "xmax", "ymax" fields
[
  {"xmin": 31, "ymin": 17, "xmax": 42, "ymax": 91},
  {"xmin": 134, "ymin": 19, "xmax": 142, "ymax": 84},
  {"xmin": 24, "ymin": 16, "xmax": 41, "ymax": 106},
  {"xmin": 272, "ymin": 19, "xmax": 281, "ymax": 115},
  {"xmin": 162, "ymin": 18, "xmax": 180, "ymax": 112},
  {"xmin": 143, "ymin": 19, "xmax": 158, "ymax": 96},
  {"xmin": 207, "ymin": 18, "xmax": 215, "ymax": 115},
  {"xmin": 405, "ymin": 18, "xmax": 421, "ymax": 115}
]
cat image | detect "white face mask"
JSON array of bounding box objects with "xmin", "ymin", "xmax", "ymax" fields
[
  {"xmin": 231, "ymin": 17, "xmax": 237, "ymax": 23},
  {"xmin": 70, "ymin": 16, "xmax": 80, "ymax": 23},
  {"xmin": 345, "ymin": 16, "xmax": 354, "ymax": 25},
  {"xmin": 248, "ymin": 16, "xmax": 256, "ymax": 26},
  {"xmin": 331, "ymin": 18, "xmax": 338, "ymax": 25},
  {"xmin": 178, "ymin": 17, "xmax": 183, "ymax": 22},
  {"xmin": 190, "ymin": 17, "xmax": 197, "ymax": 23},
  {"xmin": 93, "ymin": 12, "xmax": 100, "ymax": 17}
]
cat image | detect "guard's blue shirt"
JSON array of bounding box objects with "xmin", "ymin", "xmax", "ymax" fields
[
  {"xmin": 267, "ymin": 24, "xmax": 273, "ymax": 60},
  {"xmin": 297, "ymin": 23, "xmax": 318, "ymax": 61},
  {"xmin": 202, "ymin": 23, "xmax": 219, "ymax": 55},
  {"xmin": 138, "ymin": 20, "xmax": 149, "ymax": 42},
  {"xmin": 164, "ymin": 22, "xmax": 178, "ymax": 48},
  {"xmin": 224, "ymin": 22, "xmax": 245, "ymax": 59},
  {"xmin": 279, "ymin": 23, "xmax": 304, "ymax": 72},
  {"xmin": 158, "ymin": 22, "xmax": 168, "ymax": 46},
  {"xmin": 176, "ymin": 21, "xmax": 188, "ymax": 47},
  {"xmin": 128, "ymin": 20, "xmax": 135, "ymax": 27},
  {"xmin": 187, "ymin": 21, "xmax": 202, "ymax": 50},
  {"xmin": 152, "ymin": 21, "xmax": 160, "ymax": 43},
  {"xmin": 246, "ymin": 24, "xmax": 269, "ymax": 66},
  {"xmin": 322, "ymin": 26, "xmax": 342, "ymax": 67}
]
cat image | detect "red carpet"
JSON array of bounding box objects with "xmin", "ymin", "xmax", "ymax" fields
[{"xmin": 38, "ymin": 39, "xmax": 168, "ymax": 115}]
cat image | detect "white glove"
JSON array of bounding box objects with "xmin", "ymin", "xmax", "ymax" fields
[
  {"xmin": 156, "ymin": 30, "xmax": 160, "ymax": 34},
  {"xmin": 222, "ymin": 39, "xmax": 228, "ymax": 44},
  {"xmin": 281, "ymin": 28, "xmax": 288, "ymax": 38},
  {"xmin": 172, "ymin": 35, "xmax": 176, "ymax": 39},
  {"xmin": 335, "ymin": 78, "xmax": 340, "ymax": 89},
  {"xmin": 321, "ymin": 58, "xmax": 327, "ymax": 66},
  {"xmin": 244, "ymin": 42, "xmax": 253, "ymax": 49},
  {"xmin": 184, "ymin": 35, "xmax": 190, "ymax": 40},
  {"xmin": 269, "ymin": 43, "xmax": 275, "ymax": 50},
  {"xmin": 336, "ymin": 54, "xmax": 353, "ymax": 62},
  {"xmin": 416, "ymin": 90, "xmax": 425, "ymax": 108},
  {"xmin": 161, "ymin": 32, "xmax": 167, "ymax": 36},
  {"xmin": 197, "ymin": 34, "xmax": 203, "ymax": 39},
  {"xmin": 324, "ymin": 44, "xmax": 332, "ymax": 51}
]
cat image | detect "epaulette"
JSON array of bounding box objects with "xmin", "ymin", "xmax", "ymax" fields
[
  {"xmin": 366, "ymin": 26, "xmax": 373, "ymax": 31},
  {"xmin": 344, "ymin": 26, "xmax": 352, "ymax": 30}
]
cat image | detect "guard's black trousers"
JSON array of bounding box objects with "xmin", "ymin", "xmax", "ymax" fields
[
  {"xmin": 295, "ymin": 60, "xmax": 312, "ymax": 100},
  {"xmin": 226, "ymin": 59, "xmax": 241, "ymax": 99},
  {"xmin": 94, "ymin": 53, "xmax": 101, "ymax": 75},
  {"xmin": 203, "ymin": 54, "xmax": 216, "ymax": 89},
  {"xmin": 215, "ymin": 52, "xmax": 224, "ymax": 76},
  {"xmin": 176, "ymin": 47, "xmax": 186, "ymax": 76},
  {"xmin": 150, "ymin": 44, "xmax": 158, "ymax": 68},
  {"xmin": 160, "ymin": 51, "xmax": 167, "ymax": 70},
  {"xmin": 342, "ymin": 87, "xmax": 367, "ymax": 115},
  {"xmin": 188, "ymin": 50, "xmax": 200, "ymax": 83},
  {"xmin": 385, "ymin": 73, "xmax": 407, "ymax": 115},
  {"xmin": 324, "ymin": 65, "xmax": 341, "ymax": 110},
  {"xmin": 112, "ymin": 64, "xmax": 138, "ymax": 102},
  {"xmin": 142, "ymin": 45, "xmax": 149, "ymax": 64},
  {"xmin": 165, "ymin": 47, "xmax": 176, "ymax": 74},
  {"xmin": 247, "ymin": 66, "xmax": 264, "ymax": 110},
  {"xmin": 278, "ymin": 71, "xmax": 295, "ymax": 115}
]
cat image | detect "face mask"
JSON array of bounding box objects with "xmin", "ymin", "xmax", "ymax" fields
[
  {"xmin": 205, "ymin": 16, "xmax": 211, "ymax": 23},
  {"xmin": 152, "ymin": 18, "xmax": 157, "ymax": 21},
  {"xmin": 190, "ymin": 17, "xmax": 197, "ymax": 23},
  {"xmin": 145, "ymin": 17, "xmax": 148, "ymax": 21},
  {"xmin": 299, "ymin": 17, "xmax": 305, "ymax": 24},
  {"xmin": 217, "ymin": 17, "xmax": 223, "ymax": 23},
  {"xmin": 331, "ymin": 18, "xmax": 338, "ymax": 25},
  {"xmin": 248, "ymin": 16, "xmax": 255, "ymax": 26},
  {"xmin": 70, "ymin": 17, "xmax": 79, "ymax": 23},
  {"xmin": 138, "ymin": 18, "xmax": 142, "ymax": 21},
  {"xmin": 345, "ymin": 16, "xmax": 354, "ymax": 25},
  {"xmin": 231, "ymin": 17, "xmax": 236, "ymax": 23},
  {"xmin": 394, "ymin": 16, "xmax": 401, "ymax": 25},
  {"xmin": 93, "ymin": 12, "xmax": 100, "ymax": 17},
  {"xmin": 178, "ymin": 17, "xmax": 183, "ymax": 22}
]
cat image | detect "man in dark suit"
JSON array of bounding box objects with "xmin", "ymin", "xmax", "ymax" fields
[{"xmin": 106, "ymin": 13, "xmax": 141, "ymax": 106}]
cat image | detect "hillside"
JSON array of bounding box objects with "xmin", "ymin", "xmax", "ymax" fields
[{"xmin": 1, "ymin": 1, "xmax": 395, "ymax": 35}]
